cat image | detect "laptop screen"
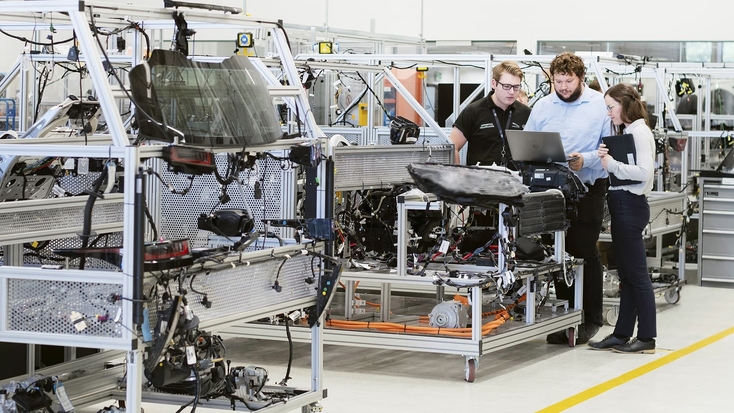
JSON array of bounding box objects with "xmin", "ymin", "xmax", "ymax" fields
[
  {"xmin": 718, "ymin": 146, "xmax": 734, "ymax": 174},
  {"xmin": 505, "ymin": 130, "xmax": 567, "ymax": 163}
]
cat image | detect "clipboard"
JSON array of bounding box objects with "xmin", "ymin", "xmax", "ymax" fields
[{"xmin": 602, "ymin": 133, "xmax": 642, "ymax": 186}]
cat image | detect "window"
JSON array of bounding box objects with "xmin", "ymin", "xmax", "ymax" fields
[
  {"xmin": 723, "ymin": 42, "xmax": 734, "ymax": 63},
  {"xmin": 684, "ymin": 42, "xmax": 712, "ymax": 63},
  {"xmin": 538, "ymin": 41, "xmax": 733, "ymax": 64}
]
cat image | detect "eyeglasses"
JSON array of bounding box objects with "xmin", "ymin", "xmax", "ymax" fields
[
  {"xmin": 606, "ymin": 103, "xmax": 618, "ymax": 112},
  {"xmin": 496, "ymin": 81, "xmax": 522, "ymax": 92}
]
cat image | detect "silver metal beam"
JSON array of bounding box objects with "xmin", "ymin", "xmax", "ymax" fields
[
  {"xmin": 0, "ymin": 265, "xmax": 126, "ymax": 284},
  {"xmin": 0, "ymin": 0, "xmax": 83, "ymax": 14},
  {"xmin": 28, "ymin": 53, "xmax": 133, "ymax": 64},
  {"xmin": 452, "ymin": 67, "xmax": 461, "ymax": 124},
  {"xmin": 285, "ymin": 21, "xmax": 422, "ymax": 45},
  {"xmin": 654, "ymin": 68, "xmax": 682, "ymax": 132},
  {"xmin": 270, "ymin": 27, "xmax": 325, "ymax": 139},
  {"xmin": 0, "ymin": 331, "xmax": 132, "ymax": 350},
  {"xmin": 0, "ymin": 56, "xmax": 21, "ymax": 96},
  {"xmin": 70, "ymin": 7, "xmax": 129, "ymax": 147},
  {"xmin": 297, "ymin": 60, "xmax": 386, "ymax": 73},
  {"xmin": 589, "ymin": 60, "xmax": 608, "ymax": 93},
  {"xmin": 0, "ymin": 143, "xmax": 127, "ymax": 157}
]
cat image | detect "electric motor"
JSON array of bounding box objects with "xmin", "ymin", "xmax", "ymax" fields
[{"xmin": 428, "ymin": 300, "xmax": 468, "ymax": 328}]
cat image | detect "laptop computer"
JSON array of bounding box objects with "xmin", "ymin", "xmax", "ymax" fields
[
  {"xmin": 505, "ymin": 130, "xmax": 568, "ymax": 163},
  {"xmin": 697, "ymin": 145, "xmax": 734, "ymax": 177},
  {"xmin": 719, "ymin": 146, "xmax": 734, "ymax": 174}
]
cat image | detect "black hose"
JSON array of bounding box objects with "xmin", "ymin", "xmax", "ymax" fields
[
  {"xmin": 279, "ymin": 318, "xmax": 293, "ymax": 386},
  {"xmin": 79, "ymin": 168, "xmax": 108, "ymax": 269}
]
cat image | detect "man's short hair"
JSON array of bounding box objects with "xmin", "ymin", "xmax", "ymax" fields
[
  {"xmin": 588, "ymin": 79, "xmax": 602, "ymax": 92},
  {"xmin": 550, "ymin": 52, "xmax": 586, "ymax": 79},
  {"xmin": 492, "ymin": 61, "xmax": 524, "ymax": 83}
]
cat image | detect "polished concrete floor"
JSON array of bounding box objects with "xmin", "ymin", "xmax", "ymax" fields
[{"xmin": 79, "ymin": 283, "xmax": 734, "ymax": 413}]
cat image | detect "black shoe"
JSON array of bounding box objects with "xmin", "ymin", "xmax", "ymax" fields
[
  {"xmin": 588, "ymin": 334, "xmax": 628, "ymax": 351},
  {"xmin": 546, "ymin": 324, "xmax": 600, "ymax": 345},
  {"xmin": 612, "ymin": 338, "xmax": 656, "ymax": 354},
  {"xmin": 576, "ymin": 324, "xmax": 600, "ymax": 345},
  {"xmin": 546, "ymin": 330, "xmax": 568, "ymax": 344}
]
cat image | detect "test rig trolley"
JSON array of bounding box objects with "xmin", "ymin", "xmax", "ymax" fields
[{"xmin": 220, "ymin": 181, "xmax": 584, "ymax": 382}]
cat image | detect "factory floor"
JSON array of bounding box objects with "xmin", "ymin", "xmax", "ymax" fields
[{"xmin": 79, "ymin": 282, "xmax": 734, "ymax": 413}]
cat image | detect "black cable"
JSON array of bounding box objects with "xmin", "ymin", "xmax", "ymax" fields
[
  {"xmin": 272, "ymin": 256, "xmax": 289, "ymax": 291},
  {"xmin": 388, "ymin": 62, "xmax": 417, "ymax": 70},
  {"xmin": 605, "ymin": 68, "xmax": 639, "ymax": 76},
  {"xmin": 174, "ymin": 366, "xmax": 200, "ymax": 413},
  {"xmin": 78, "ymin": 60, "xmax": 88, "ymax": 145},
  {"xmin": 146, "ymin": 167, "xmax": 195, "ymax": 196},
  {"xmin": 279, "ymin": 318, "xmax": 293, "ymax": 387},
  {"xmin": 79, "ymin": 166, "xmax": 109, "ymax": 269},
  {"xmin": 93, "ymin": 20, "xmax": 150, "ymax": 58},
  {"xmin": 144, "ymin": 202, "xmax": 159, "ymax": 241},
  {"xmin": 188, "ymin": 270, "xmax": 208, "ymax": 296},
  {"xmin": 88, "ymin": 8, "xmax": 177, "ymax": 145},
  {"xmin": 214, "ymin": 153, "xmax": 246, "ymax": 186},
  {"xmin": 33, "ymin": 65, "xmax": 50, "ymax": 122},
  {"xmin": 433, "ymin": 59, "xmax": 485, "ymax": 70},
  {"xmin": 289, "ymin": 92, "xmax": 304, "ymax": 138},
  {"xmin": 112, "ymin": 294, "xmax": 151, "ymax": 303},
  {"xmin": 355, "ymin": 71, "xmax": 393, "ymax": 120},
  {"xmin": 0, "ymin": 28, "xmax": 74, "ymax": 46}
]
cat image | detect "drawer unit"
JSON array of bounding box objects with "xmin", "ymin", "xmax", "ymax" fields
[
  {"xmin": 697, "ymin": 177, "xmax": 734, "ymax": 286},
  {"xmin": 700, "ymin": 230, "xmax": 734, "ymax": 256},
  {"xmin": 700, "ymin": 211, "xmax": 734, "ymax": 230}
]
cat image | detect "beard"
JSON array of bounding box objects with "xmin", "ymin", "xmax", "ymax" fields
[{"xmin": 556, "ymin": 84, "xmax": 584, "ymax": 103}]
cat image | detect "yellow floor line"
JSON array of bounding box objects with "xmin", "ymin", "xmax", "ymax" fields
[{"xmin": 537, "ymin": 325, "xmax": 734, "ymax": 413}]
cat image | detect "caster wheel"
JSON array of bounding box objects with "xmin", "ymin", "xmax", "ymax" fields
[
  {"xmin": 664, "ymin": 288, "xmax": 680, "ymax": 304},
  {"xmin": 465, "ymin": 358, "xmax": 477, "ymax": 382},
  {"xmin": 568, "ymin": 327, "xmax": 576, "ymax": 347},
  {"xmin": 604, "ymin": 307, "xmax": 619, "ymax": 326}
]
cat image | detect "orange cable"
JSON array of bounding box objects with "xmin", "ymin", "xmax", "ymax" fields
[{"xmin": 326, "ymin": 295, "xmax": 524, "ymax": 338}]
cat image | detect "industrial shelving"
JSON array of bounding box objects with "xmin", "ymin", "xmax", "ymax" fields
[{"xmin": 0, "ymin": 2, "xmax": 330, "ymax": 412}]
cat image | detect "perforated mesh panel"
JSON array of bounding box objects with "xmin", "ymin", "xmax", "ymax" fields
[
  {"xmin": 58, "ymin": 172, "xmax": 107, "ymax": 195},
  {"xmin": 157, "ymin": 154, "xmax": 295, "ymax": 248},
  {"xmin": 333, "ymin": 145, "xmax": 453, "ymax": 191},
  {"xmin": 375, "ymin": 127, "xmax": 453, "ymax": 146},
  {"xmin": 22, "ymin": 233, "xmax": 124, "ymax": 269},
  {"xmin": 6, "ymin": 278, "xmax": 123, "ymax": 337},
  {"xmin": 185, "ymin": 254, "xmax": 316, "ymax": 324},
  {"xmin": 321, "ymin": 127, "xmax": 364, "ymax": 145},
  {"xmin": 0, "ymin": 201, "xmax": 123, "ymax": 240}
]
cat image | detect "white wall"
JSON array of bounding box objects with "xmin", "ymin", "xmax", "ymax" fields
[
  {"xmin": 248, "ymin": 0, "xmax": 733, "ymax": 47},
  {"xmin": 1, "ymin": 0, "xmax": 731, "ymax": 73}
]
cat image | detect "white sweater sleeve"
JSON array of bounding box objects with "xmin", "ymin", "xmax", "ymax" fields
[{"xmin": 606, "ymin": 120, "xmax": 656, "ymax": 195}]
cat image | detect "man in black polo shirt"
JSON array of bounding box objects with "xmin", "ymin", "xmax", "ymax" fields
[{"xmin": 449, "ymin": 60, "xmax": 531, "ymax": 168}]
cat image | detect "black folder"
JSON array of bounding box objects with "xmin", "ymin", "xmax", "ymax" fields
[{"xmin": 602, "ymin": 134, "xmax": 642, "ymax": 186}]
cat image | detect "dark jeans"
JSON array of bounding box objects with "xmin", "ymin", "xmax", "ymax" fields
[
  {"xmin": 556, "ymin": 178, "xmax": 606, "ymax": 327},
  {"xmin": 608, "ymin": 190, "xmax": 656, "ymax": 339}
]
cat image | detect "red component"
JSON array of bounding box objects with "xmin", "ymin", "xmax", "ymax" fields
[
  {"xmin": 144, "ymin": 239, "xmax": 191, "ymax": 261},
  {"xmin": 162, "ymin": 146, "xmax": 216, "ymax": 174}
]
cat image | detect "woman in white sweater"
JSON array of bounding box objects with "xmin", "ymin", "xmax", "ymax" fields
[{"xmin": 588, "ymin": 83, "xmax": 657, "ymax": 354}]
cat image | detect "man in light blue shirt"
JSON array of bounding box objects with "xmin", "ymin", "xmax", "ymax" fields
[{"xmin": 524, "ymin": 52, "xmax": 610, "ymax": 345}]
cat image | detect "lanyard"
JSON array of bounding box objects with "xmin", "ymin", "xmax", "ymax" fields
[{"xmin": 491, "ymin": 106, "xmax": 514, "ymax": 166}]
